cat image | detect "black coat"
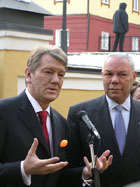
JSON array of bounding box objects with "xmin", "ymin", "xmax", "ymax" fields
[
  {"xmin": 113, "ymin": 3, "xmax": 129, "ymax": 33},
  {"xmin": 0, "ymin": 91, "xmax": 68, "ymax": 187}
]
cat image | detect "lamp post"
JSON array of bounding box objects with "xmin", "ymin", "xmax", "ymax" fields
[{"xmin": 61, "ymin": 0, "xmax": 67, "ymax": 54}]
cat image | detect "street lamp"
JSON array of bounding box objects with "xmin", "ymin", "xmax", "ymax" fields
[{"xmin": 61, "ymin": 0, "xmax": 67, "ymax": 54}]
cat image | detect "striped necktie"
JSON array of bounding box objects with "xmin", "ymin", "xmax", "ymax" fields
[{"xmin": 114, "ymin": 105, "xmax": 126, "ymax": 155}]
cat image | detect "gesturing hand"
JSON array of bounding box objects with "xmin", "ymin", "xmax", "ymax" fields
[
  {"xmin": 82, "ymin": 150, "xmax": 113, "ymax": 180},
  {"xmin": 96, "ymin": 150, "xmax": 113, "ymax": 173},
  {"xmin": 24, "ymin": 138, "xmax": 68, "ymax": 176}
]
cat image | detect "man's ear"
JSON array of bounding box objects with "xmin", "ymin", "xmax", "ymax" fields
[
  {"xmin": 133, "ymin": 71, "xmax": 137, "ymax": 82},
  {"xmin": 25, "ymin": 67, "xmax": 32, "ymax": 84}
]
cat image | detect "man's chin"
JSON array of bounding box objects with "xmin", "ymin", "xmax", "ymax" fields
[
  {"xmin": 47, "ymin": 95, "xmax": 58, "ymax": 103},
  {"xmin": 108, "ymin": 94, "xmax": 120, "ymax": 101}
]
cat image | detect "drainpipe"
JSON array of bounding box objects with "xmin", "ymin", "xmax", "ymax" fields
[{"xmin": 86, "ymin": 0, "xmax": 90, "ymax": 52}]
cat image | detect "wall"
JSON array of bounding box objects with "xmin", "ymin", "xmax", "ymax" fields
[
  {"xmin": 0, "ymin": 51, "xmax": 4, "ymax": 98},
  {"xmin": 45, "ymin": 14, "xmax": 140, "ymax": 52},
  {"xmin": 88, "ymin": 15, "xmax": 140, "ymax": 52},
  {"xmin": 51, "ymin": 89, "xmax": 104, "ymax": 118},
  {"xmin": 0, "ymin": 50, "xmax": 28, "ymax": 98},
  {"xmin": 34, "ymin": 0, "xmax": 88, "ymax": 14},
  {"xmin": 0, "ymin": 30, "xmax": 53, "ymax": 98},
  {"xmin": 44, "ymin": 15, "xmax": 88, "ymax": 52},
  {"xmin": 34, "ymin": 0, "xmax": 140, "ymax": 25}
]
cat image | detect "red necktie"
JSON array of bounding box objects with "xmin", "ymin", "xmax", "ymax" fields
[{"xmin": 38, "ymin": 111, "xmax": 50, "ymax": 150}]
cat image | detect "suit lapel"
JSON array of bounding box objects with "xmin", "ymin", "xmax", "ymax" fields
[
  {"xmin": 91, "ymin": 95, "xmax": 120, "ymax": 157},
  {"xmin": 17, "ymin": 91, "xmax": 50, "ymax": 155},
  {"xmin": 51, "ymin": 108, "xmax": 62, "ymax": 156},
  {"xmin": 123, "ymin": 99, "xmax": 140, "ymax": 163}
]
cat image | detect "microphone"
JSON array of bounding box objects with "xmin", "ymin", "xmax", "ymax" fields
[{"xmin": 77, "ymin": 111, "xmax": 101, "ymax": 139}]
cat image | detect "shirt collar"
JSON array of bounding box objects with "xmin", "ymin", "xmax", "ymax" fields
[
  {"xmin": 25, "ymin": 88, "xmax": 50, "ymax": 115},
  {"xmin": 106, "ymin": 94, "xmax": 131, "ymax": 112}
]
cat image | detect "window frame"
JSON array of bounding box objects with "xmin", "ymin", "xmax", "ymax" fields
[
  {"xmin": 132, "ymin": 0, "xmax": 139, "ymax": 13},
  {"xmin": 101, "ymin": 0, "xmax": 110, "ymax": 7},
  {"xmin": 55, "ymin": 29, "xmax": 70, "ymax": 47},
  {"xmin": 54, "ymin": 0, "xmax": 70, "ymax": 4},
  {"xmin": 132, "ymin": 37, "xmax": 139, "ymax": 51},
  {"xmin": 101, "ymin": 31, "xmax": 109, "ymax": 50}
]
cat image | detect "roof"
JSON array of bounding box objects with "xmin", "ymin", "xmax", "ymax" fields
[{"xmin": 0, "ymin": 0, "xmax": 52, "ymax": 15}]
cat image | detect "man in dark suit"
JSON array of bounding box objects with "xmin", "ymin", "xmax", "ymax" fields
[
  {"xmin": 0, "ymin": 44, "xmax": 112, "ymax": 187},
  {"xmin": 112, "ymin": 3, "xmax": 129, "ymax": 52},
  {"xmin": 0, "ymin": 44, "xmax": 69, "ymax": 187},
  {"xmin": 67, "ymin": 53, "xmax": 140, "ymax": 187}
]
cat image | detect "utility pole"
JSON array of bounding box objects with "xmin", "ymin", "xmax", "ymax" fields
[{"xmin": 61, "ymin": 0, "xmax": 67, "ymax": 54}]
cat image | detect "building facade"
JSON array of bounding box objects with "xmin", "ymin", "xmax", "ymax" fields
[{"xmin": 33, "ymin": 0, "xmax": 140, "ymax": 52}]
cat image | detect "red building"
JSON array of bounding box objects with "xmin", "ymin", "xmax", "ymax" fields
[{"xmin": 44, "ymin": 14, "xmax": 140, "ymax": 52}]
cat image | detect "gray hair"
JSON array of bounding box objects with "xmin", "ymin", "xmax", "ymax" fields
[
  {"xmin": 27, "ymin": 44, "xmax": 68, "ymax": 72},
  {"xmin": 104, "ymin": 53, "xmax": 135, "ymax": 72}
]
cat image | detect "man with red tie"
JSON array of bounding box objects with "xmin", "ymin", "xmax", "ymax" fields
[
  {"xmin": 0, "ymin": 44, "xmax": 69, "ymax": 187},
  {"xmin": 0, "ymin": 44, "xmax": 112, "ymax": 187}
]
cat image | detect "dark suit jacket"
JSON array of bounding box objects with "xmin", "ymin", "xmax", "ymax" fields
[
  {"xmin": 0, "ymin": 91, "xmax": 68, "ymax": 187},
  {"xmin": 67, "ymin": 95, "xmax": 140, "ymax": 187}
]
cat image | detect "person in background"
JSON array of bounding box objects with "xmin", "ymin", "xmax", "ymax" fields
[
  {"xmin": 67, "ymin": 53, "xmax": 140, "ymax": 187},
  {"xmin": 0, "ymin": 44, "xmax": 112, "ymax": 187},
  {"xmin": 130, "ymin": 81, "xmax": 140, "ymax": 101},
  {"xmin": 112, "ymin": 2, "xmax": 129, "ymax": 52}
]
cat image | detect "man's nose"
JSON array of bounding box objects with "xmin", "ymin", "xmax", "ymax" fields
[
  {"xmin": 51, "ymin": 73, "xmax": 59, "ymax": 83},
  {"xmin": 111, "ymin": 75, "xmax": 120, "ymax": 82}
]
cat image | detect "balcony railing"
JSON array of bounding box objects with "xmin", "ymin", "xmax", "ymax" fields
[{"xmin": 98, "ymin": 35, "xmax": 140, "ymax": 52}]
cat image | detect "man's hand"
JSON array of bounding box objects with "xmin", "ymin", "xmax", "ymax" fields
[
  {"xmin": 24, "ymin": 138, "xmax": 68, "ymax": 176},
  {"xmin": 95, "ymin": 150, "xmax": 113, "ymax": 173},
  {"xmin": 82, "ymin": 150, "xmax": 113, "ymax": 180}
]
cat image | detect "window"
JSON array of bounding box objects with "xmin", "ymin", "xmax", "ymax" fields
[
  {"xmin": 54, "ymin": 0, "xmax": 70, "ymax": 4},
  {"xmin": 102, "ymin": 0, "xmax": 109, "ymax": 3},
  {"xmin": 16, "ymin": 0, "xmax": 32, "ymax": 2},
  {"xmin": 133, "ymin": 0, "xmax": 139, "ymax": 11},
  {"xmin": 55, "ymin": 29, "xmax": 69, "ymax": 47},
  {"xmin": 101, "ymin": 32, "xmax": 109, "ymax": 50},
  {"xmin": 132, "ymin": 37, "xmax": 139, "ymax": 51},
  {"xmin": 101, "ymin": 0, "xmax": 110, "ymax": 7}
]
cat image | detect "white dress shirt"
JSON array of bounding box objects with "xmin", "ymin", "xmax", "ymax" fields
[
  {"xmin": 21, "ymin": 89, "xmax": 53, "ymax": 185},
  {"xmin": 106, "ymin": 94, "xmax": 131, "ymax": 133}
]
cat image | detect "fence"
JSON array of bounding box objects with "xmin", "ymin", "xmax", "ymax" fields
[{"xmin": 99, "ymin": 35, "xmax": 140, "ymax": 52}]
